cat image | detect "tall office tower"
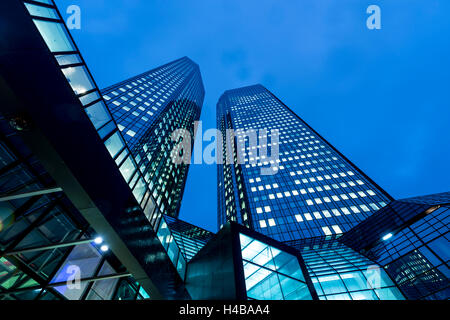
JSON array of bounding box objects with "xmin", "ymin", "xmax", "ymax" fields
[
  {"xmin": 0, "ymin": 0, "xmax": 204, "ymax": 299},
  {"xmin": 101, "ymin": 57, "xmax": 204, "ymax": 226},
  {"xmin": 217, "ymin": 84, "xmax": 393, "ymax": 242}
]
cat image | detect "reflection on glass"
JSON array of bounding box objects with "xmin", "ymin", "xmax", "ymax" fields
[
  {"xmin": 51, "ymin": 243, "xmax": 102, "ymax": 300},
  {"xmin": 104, "ymin": 132, "xmax": 124, "ymax": 158},
  {"xmin": 25, "ymin": 4, "xmax": 59, "ymax": 19},
  {"xmin": 86, "ymin": 262, "xmax": 118, "ymax": 300},
  {"xmin": 79, "ymin": 91, "xmax": 101, "ymax": 106},
  {"xmin": 317, "ymin": 275, "xmax": 347, "ymax": 295},
  {"xmin": 132, "ymin": 178, "xmax": 147, "ymax": 203},
  {"xmin": 341, "ymin": 271, "xmax": 369, "ymax": 291},
  {"xmin": 55, "ymin": 54, "xmax": 82, "ymax": 66},
  {"xmin": 85, "ymin": 101, "xmax": 111, "ymax": 129},
  {"xmin": 239, "ymin": 233, "xmax": 313, "ymax": 300},
  {"xmin": 139, "ymin": 286, "xmax": 150, "ymax": 299},
  {"xmin": 62, "ymin": 66, "xmax": 95, "ymax": 95},
  {"xmin": 278, "ymin": 274, "xmax": 311, "ymax": 300},
  {"xmin": 246, "ymin": 268, "xmax": 283, "ymax": 300},
  {"xmin": 33, "ymin": 20, "xmax": 75, "ymax": 52},
  {"xmin": 350, "ymin": 290, "xmax": 379, "ymax": 300},
  {"xmin": 119, "ymin": 156, "xmax": 136, "ymax": 182}
]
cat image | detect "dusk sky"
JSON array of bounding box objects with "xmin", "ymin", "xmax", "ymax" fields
[{"xmin": 55, "ymin": 0, "xmax": 450, "ymax": 232}]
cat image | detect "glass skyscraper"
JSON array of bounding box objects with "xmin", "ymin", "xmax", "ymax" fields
[
  {"xmin": 1, "ymin": 0, "xmax": 447, "ymax": 301},
  {"xmin": 101, "ymin": 57, "xmax": 204, "ymax": 227},
  {"xmin": 0, "ymin": 0, "xmax": 204, "ymax": 299},
  {"xmin": 216, "ymin": 84, "xmax": 448, "ymax": 300},
  {"xmin": 217, "ymin": 84, "xmax": 393, "ymax": 242}
]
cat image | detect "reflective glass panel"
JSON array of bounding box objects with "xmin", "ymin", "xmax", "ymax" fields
[{"xmin": 33, "ymin": 20, "xmax": 75, "ymax": 52}]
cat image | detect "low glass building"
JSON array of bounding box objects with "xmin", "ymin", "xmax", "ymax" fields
[{"xmin": 185, "ymin": 223, "xmax": 318, "ymax": 300}]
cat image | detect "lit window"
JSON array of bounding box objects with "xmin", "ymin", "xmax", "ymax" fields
[
  {"xmin": 268, "ymin": 219, "xmax": 276, "ymax": 226},
  {"xmin": 259, "ymin": 220, "xmax": 267, "ymax": 228},
  {"xmin": 360, "ymin": 205, "xmax": 370, "ymax": 212},
  {"xmin": 332, "ymin": 225, "xmax": 343, "ymax": 234},
  {"xmin": 332, "ymin": 209, "xmax": 341, "ymax": 216},
  {"xmin": 322, "ymin": 210, "xmax": 331, "ymax": 218},
  {"xmin": 350, "ymin": 206, "xmax": 360, "ymax": 213},
  {"xmin": 126, "ymin": 130, "xmax": 136, "ymax": 137},
  {"xmin": 341, "ymin": 207, "xmax": 351, "ymax": 215},
  {"xmin": 322, "ymin": 227, "xmax": 332, "ymax": 236}
]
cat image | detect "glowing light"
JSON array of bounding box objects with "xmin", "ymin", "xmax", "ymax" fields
[
  {"xmin": 94, "ymin": 237, "xmax": 103, "ymax": 244},
  {"xmin": 100, "ymin": 245, "xmax": 109, "ymax": 252},
  {"xmin": 382, "ymin": 233, "xmax": 393, "ymax": 241}
]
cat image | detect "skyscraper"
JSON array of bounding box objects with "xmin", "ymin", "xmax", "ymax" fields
[
  {"xmin": 216, "ymin": 84, "xmax": 449, "ymax": 300},
  {"xmin": 101, "ymin": 57, "xmax": 204, "ymax": 227},
  {"xmin": 217, "ymin": 84, "xmax": 393, "ymax": 242},
  {"xmin": 0, "ymin": 0, "xmax": 204, "ymax": 299},
  {"xmin": 1, "ymin": 0, "xmax": 447, "ymax": 302}
]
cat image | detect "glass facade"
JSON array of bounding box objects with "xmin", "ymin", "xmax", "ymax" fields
[
  {"xmin": 295, "ymin": 241, "xmax": 403, "ymax": 300},
  {"xmin": 5, "ymin": 0, "xmax": 201, "ymax": 299},
  {"xmin": 163, "ymin": 215, "xmax": 214, "ymax": 262},
  {"xmin": 216, "ymin": 84, "xmax": 449, "ymax": 300},
  {"xmin": 217, "ymin": 84, "xmax": 393, "ymax": 242},
  {"xmin": 0, "ymin": 115, "xmax": 147, "ymax": 300},
  {"xmin": 334, "ymin": 193, "xmax": 450, "ymax": 300},
  {"xmin": 340, "ymin": 194, "xmax": 450, "ymax": 300},
  {"xmin": 239, "ymin": 233, "xmax": 313, "ymax": 300},
  {"xmin": 3, "ymin": 0, "xmax": 447, "ymax": 301},
  {"xmin": 23, "ymin": 0, "xmax": 204, "ymax": 232},
  {"xmin": 155, "ymin": 215, "xmax": 214, "ymax": 279},
  {"xmin": 102, "ymin": 57, "xmax": 204, "ymax": 226}
]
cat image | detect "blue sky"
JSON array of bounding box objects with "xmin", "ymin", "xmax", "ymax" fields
[{"xmin": 55, "ymin": 0, "xmax": 450, "ymax": 232}]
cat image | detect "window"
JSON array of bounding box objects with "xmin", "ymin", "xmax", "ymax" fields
[
  {"xmin": 126, "ymin": 130, "xmax": 136, "ymax": 137},
  {"xmin": 104, "ymin": 132, "xmax": 124, "ymax": 158},
  {"xmin": 239, "ymin": 233, "xmax": 312, "ymax": 300},
  {"xmin": 62, "ymin": 66, "xmax": 95, "ymax": 95},
  {"xmin": 33, "ymin": 20, "xmax": 75, "ymax": 52},
  {"xmin": 322, "ymin": 227, "xmax": 332, "ymax": 236},
  {"xmin": 85, "ymin": 102, "xmax": 111, "ymax": 129},
  {"xmin": 331, "ymin": 225, "xmax": 342, "ymax": 234}
]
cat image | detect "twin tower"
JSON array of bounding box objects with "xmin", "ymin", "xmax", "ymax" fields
[
  {"xmin": 103, "ymin": 56, "xmax": 392, "ymax": 242},
  {"xmin": 0, "ymin": 0, "xmax": 448, "ymax": 301}
]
